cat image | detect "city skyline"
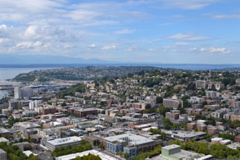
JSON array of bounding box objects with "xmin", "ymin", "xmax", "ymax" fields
[{"xmin": 0, "ymin": 0, "xmax": 240, "ymax": 64}]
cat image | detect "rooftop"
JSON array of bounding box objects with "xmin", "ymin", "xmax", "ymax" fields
[
  {"xmin": 0, "ymin": 148, "xmax": 6, "ymax": 154},
  {"xmin": 55, "ymin": 149, "xmax": 119, "ymax": 160},
  {"xmin": 47, "ymin": 136, "xmax": 81, "ymax": 146},
  {"xmin": 162, "ymin": 130, "xmax": 206, "ymax": 139},
  {"xmin": 227, "ymin": 142, "xmax": 240, "ymax": 150},
  {"xmin": 163, "ymin": 144, "xmax": 180, "ymax": 150},
  {"xmin": 171, "ymin": 149, "xmax": 199, "ymax": 159},
  {"xmin": 104, "ymin": 133, "xmax": 154, "ymax": 145}
]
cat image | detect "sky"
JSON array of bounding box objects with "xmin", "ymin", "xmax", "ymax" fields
[{"xmin": 0, "ymin": 0, "xmax": 240, "ymax": 64}]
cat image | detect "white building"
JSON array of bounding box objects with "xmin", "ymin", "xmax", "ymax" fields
[
  {"xmin": 29, "ymin": 100, "xmax": 41, "ymax": 110},
  {"xmin": 45, "ymin": 136, "xmax": 82, "ymax": 151},
  {"xmin": 14, "ymin": 86, "xmax": 33, "ymax": 100},
  {"xmin": 56, "ymin": 149, "xmax": 119, "ymax": 160}
]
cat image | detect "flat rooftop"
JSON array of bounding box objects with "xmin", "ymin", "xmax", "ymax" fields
[
  {"xmin": 227, "ymin": 142, "xmax": 240, "ymax": 150},
  {"xmin": 104, "ymin": 133, "xmax": 154, "ymax": 145},
  {"xmin": 47, "ymin": 136, "xmax": 81, "ymax": 146},
  {"xmin": 56, "ymin": 149, "xmax": 120, "ymax": 160},
  {"xmin": 162, "ymin": 130, "xmax": 206, "ymax": 139},
  {"xmin": 171, "ymin": 149, "xmax": 199, "ymax": 159},
  {"xmin": 163, "ymin": 144, "xmax": 180, "ymax": 150}
]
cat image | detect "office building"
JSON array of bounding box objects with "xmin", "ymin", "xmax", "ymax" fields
[
  {"xmin": 104, "ymin": 133, "xmax": 160, "ymax": 158},
  {"xmin": 45, "ymin": 136, "xmax": 82, "ymax": 151},
  {"xmin": 160, "ymin": 145, "xmax": 199, "ymax": 160}
]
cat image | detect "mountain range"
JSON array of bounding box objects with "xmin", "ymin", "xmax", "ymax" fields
[{"xmin": 0, "ymin": 54, "xmax": 109, "ymax": 64}]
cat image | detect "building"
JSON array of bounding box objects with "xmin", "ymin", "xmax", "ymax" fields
[
  {"xmin": 55, "ymin": 149, "xmax": 119, "ymax": 160},
  {"xmin": 159, "ymin": 144, "xmax": 200, "ymax": 160},
  {"xmin": 14, "ymin": 86, "xmax": 22, "ymax": 99},
  {"xmin": 205, "ymin": 91, "xmax": 220, "ymax": 99},
  {"xmin": 207, "ymin": 125, "xmax": 218, "ymax": 135},
  {"xmin": 104, "ymin": 133, "xmax": 160, "ymax": 158},
  {"xmin": 211, "ymin": 137, "xmax": 223, "ymax": 144},
  {"xmin": 45, "ymin": 136, "xmax": 82, "ymax": 151},
  {"xmin": 0, "ymin": 149, "xmax": 7, "ymax": 160},
  {"xmin": 188, "ymin": 96, "xmax": 204, "ymax": 104},
  {"xmin": 74, "ymin": 108, "xmax": 98, "ymax": 117},
  {"xmin": 195, "ymin": 80, "xmax": 207, "ymax": 89},
  {"xmin": 163, "ymin": 99, "xmax": 182, "ymax": 109},
  {"xmin": 0, "ymin": 137, "xmax": 10, "ymax": 145},
  {"xmin": 29, "ymin": 100, "xmax": 41, "ymax": 110},
  {"xmin": 162, "ymin": 130, "xmax": 206, "ymax": 142},
  {"xmin": 13, "ymin": 122, "xmax": 40, "ymax": 131},
  {"xmin": 14, "ymin": 86, "xmax": 33, "ymax": 100},
  {"xmin": 42, "ymin": 107, "xmax": 56, "ymax": 115},
  {"xmin": 0, "ymin": 128, "xmax": 11, "ymax": 137},
  {"xmin": 236, "ymin": 79, "xmax": 240, "ymax": 86}
]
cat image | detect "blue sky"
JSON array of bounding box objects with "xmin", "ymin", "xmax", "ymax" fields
[{"xmin": 0, "ymin": 0, "xmax": 240, "ymax": 64}]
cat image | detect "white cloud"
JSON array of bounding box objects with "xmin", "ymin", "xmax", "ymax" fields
[
  {"xmin": 0, "ymin": 38, "xmax": 8, "ymax": 43},
  {"xmin": 159, "ymin": 23, "xmax": 174, "ymax": 26},
  {"xmin": 200, "ymin": 47, "xmax": 231, "ymax": 54},
  {"xmin": 115, "ymin": 29, "xmax": 136, "ymax": 34},
  {"xmin": 16, "ymin": 41, "xmax": 43, "ymax": 48},
  {"xmin": 148, "ymin": 48, "xmax": 157, "ymax": 51},
  {"xmin": 158, "ymin": 0, "xmax": 220, "ymax": 10},
  {"xmin": 166, "ymin": 33, "xmax": 213, "ymax": 41},
  {"xmin": 175, "ymin": 42, "xmax": 189, "ymax": 46},
  {"xmin": 23, "ymin": 25, "xmax": 86, "ymax": 42},
  {"xmin": 0, "ymin": 24, "xmax": 8, "ymax": 38},
  {"xmin": 171, "ymin": 15, "xmax": 185, "ymax": 18},
  {"xmin": 211, "ymin": 14, "xmax": 240, "ymax": 19},
  {"xmin": 125, "ymin": 47, "xmax": 142, "ymax": 51},
  {"xmin": 189, "ymin": 48, "xmax": 197, "ymax": 51},
  {"xmin": 88, "ymin": 44, "xmax": 96, "ymax": 48},
  {"xmin": 101, "ymin": 45, "xmax": 116, "ymax": 50}
]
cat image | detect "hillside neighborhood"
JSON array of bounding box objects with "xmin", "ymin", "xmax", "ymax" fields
[{"xmin": 1, "ymin": 67, "xmax": 240, "ymax": 159}]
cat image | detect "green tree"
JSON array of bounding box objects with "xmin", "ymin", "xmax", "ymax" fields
[
  {"xmin": 124, "ymin": 153, "xmax": 129, "ymax": 159},
  {"xmin": 156, "ymin": 97, "xmax": 163, "ymax": 104}
]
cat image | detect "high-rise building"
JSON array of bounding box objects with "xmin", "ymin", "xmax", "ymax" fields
[
  {"xmin": 14, "ymin": 86, "xmax": 33, "ymax": 100},
  {"xmin": 14, "ymin": 86, "xmax": 21, "ymax": 99},
  {"xmin": 29, "ymin": 100, "xmax": 41, "ymax": 110}
]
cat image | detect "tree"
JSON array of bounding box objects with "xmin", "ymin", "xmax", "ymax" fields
[
  {"xmin": 124, "ymin": 153, "xmax": 129, "ymax": 159},
  {"xmin": 61, "ymin": 102, "xmax": 67, "ymax": 106},
  {"xmin": 156, "ymin": 97, "xmax": 163, "ymax": 104},
  {"xmin": 202, "ymin": 101, "xmax": 208, "ymax": 106},
  {"xmin": 145, "ymin": 104, "xmax": 151, "ymax": 109},
  {"xmin": 93, "ymin": 140, "xmax": 100, "ymax": 146},
  {"xmin": 158, "ymin": 106, "xmax": 171, "ymax": 116},
  {"xmin": 118, "ymin": 151, "xmax": 123, "ymax": 157},
  {"xmin": 219, "ymin": 133, "xmax": 235, "ymax": 141}
]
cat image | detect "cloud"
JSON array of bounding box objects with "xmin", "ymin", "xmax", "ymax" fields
[
  {"xmin": 158, "ymin": 0, "xmax": 220, "ymax": 10},
  {"xmin": 159, "ymin": 23, "xmax": 174, "ymax": 26},
  {"xmin": 115, "ymin": 29, "xmax": 136, "ymax": 34},
  {"xmin": 0, "ymin": 38, "xmax": 9, "ymax": 44},
  {"xmin": 211, "ymin": 14, "xmax": 240, "ymax": 19},
  {"xmin": 88, "ymin": 44, "xmax": 96, "ymax": 48},
  {"xmin": 200, "ymin": 47, "xmax": 231, "ymax": 54},
  {"xmin": 175, "ymin": 42, "xmax": 189, "ymax": 46},
  {"xmin": 166, "ymin": 33, "xmax": 213, "ymax": 41},
  {"xmin": 189, "ymin": 48, "xmax": 197, "ymax": 51},
  {"xmin": 23, "ymin": 25, "xmax": 86, "ymax": 42},
  {"xmin": 0, "ymin": 24, "xmax": 8, "ymax": 38},
  {"xmin": 125, "ymin": 47, "xmax": 142, "ymax": 51},
  {"xmin": 101, "ymin": 45, "xmax": 116, "ymax": 50},
  {"xmin": 170, "ymin": 15, "xmax": 185, "ymax": 18},
  {"xmin": 148, "ymin": 48, "xmax": 158, "ymax": 51},
  {"xmin": 16, "ymin": 41, "xmax": 43, "ymax": 48}
]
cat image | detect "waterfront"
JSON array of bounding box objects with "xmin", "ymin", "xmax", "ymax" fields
[{"xmin": 0, "ymin": 68, "xmax": 49, "ymax": 99}]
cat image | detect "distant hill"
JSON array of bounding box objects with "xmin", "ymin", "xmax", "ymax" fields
[{"xmin": 0, "ymin": 54, "xmax": 108, "ymax": 64}]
